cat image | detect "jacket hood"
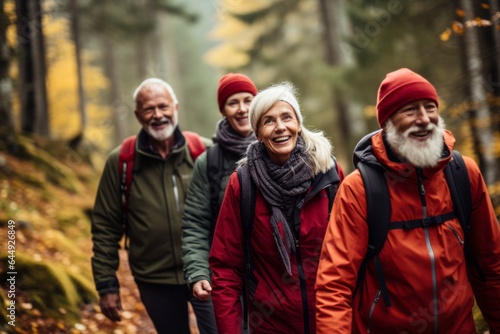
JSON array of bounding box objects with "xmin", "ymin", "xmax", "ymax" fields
[
  {"xmin": 306, "ymin": 163, "xmax": 340, "ymax": 202},
  {"xmin": 353, "ymin": 129, "xmax": 456, "ymax": 176}
]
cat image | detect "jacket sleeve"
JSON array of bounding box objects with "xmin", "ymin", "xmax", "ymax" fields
[
  {"xmin": 209, "ymin": 172, "xmax": 245, "ymax": 334},
  {"xmin": 91, "ymin": 147, "xmax": 124, "ymax": 295},
  {"xmin": 464, "ymin": 157, "xmax": 500, "ymax": 333},
  {"xmin": 182, "ymin": 152, "xmax": 213, "ymax": 286},
  {"xmin": 315, "ymin": 171, "xmax": 369, "ymax": 334}
]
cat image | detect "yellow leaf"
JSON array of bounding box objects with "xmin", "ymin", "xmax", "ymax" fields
[
  {"xmin": 481, "ymin": 3, "xmax": 490, "ymax": 10},
  {"xmin": 440, "ymin": 28, "xmax": 452, "ymax": 42},
  {"xmin": 456, "ymin": 9, "xmax": 466, "ymax": 18}
]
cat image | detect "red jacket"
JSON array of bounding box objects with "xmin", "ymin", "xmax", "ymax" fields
[
  {"xmin": 316, "ymin": 130, "xmax": 500, "ymax": 334},
  {"xmin": 210, "ymin": 165, "xmax": 343, "ymax": 334}
]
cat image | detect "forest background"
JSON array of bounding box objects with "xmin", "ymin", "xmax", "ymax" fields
[{"xmin": 0, "ymin": 0, "xmax": 499, "ymax": 333}]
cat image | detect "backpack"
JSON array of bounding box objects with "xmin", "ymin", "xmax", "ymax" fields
[
  {"xmin": 355, "ymin": 150, "xmax": 485, "ymax": 307},
  {"xmin": 118, "ymin": 131, "xmax": 206, "ymax": 239},
  {"xmin": 206, "ymin": 143, "xmax": 234, "ymax": 242},
  {"xmin": 237, "ymin": 162, "xmax": 341, "ymax": 330}
]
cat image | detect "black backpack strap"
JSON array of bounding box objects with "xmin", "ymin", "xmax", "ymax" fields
[
  {"xmin": 237, "ymin": 164, "xmax": 257, "ymax": 330},
  {"xmin": 445, "ymin": 151, "xmax": 485, "ymax": 282},
  {"xmin": 356, "ymin": 162, "xmax": 392, "ymax": 307},
  {"xmin": 207, "ymin": 144, "xmax": 225, "ymax": 243}
]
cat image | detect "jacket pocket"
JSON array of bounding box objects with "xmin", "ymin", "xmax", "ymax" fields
[
  {"xmin": 446, "ymin": 223, "xmax": 464, "ymax": 248},
  {"xmin": 367, "ymin": 290, "xmax": 381, "ymax": 333}
]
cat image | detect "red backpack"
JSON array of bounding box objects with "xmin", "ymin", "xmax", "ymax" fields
[{"xmin": 118, "ymin": 131, "xmax": 205, "ymax": 219}]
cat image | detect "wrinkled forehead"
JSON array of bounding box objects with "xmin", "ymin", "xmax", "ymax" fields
[{"xmin": 136, "ymin": 85, "xmax": 173, "ymax": 105}]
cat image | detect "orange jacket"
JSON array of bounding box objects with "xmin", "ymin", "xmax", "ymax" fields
[{"xmin": 316, "ymin": 130, "xmax": 500, "ymax": 334}]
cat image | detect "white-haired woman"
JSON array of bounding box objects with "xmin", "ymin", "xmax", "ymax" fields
[{"xmin": 209, "ymin": 82, "xmax": 345, "ymax": 334}]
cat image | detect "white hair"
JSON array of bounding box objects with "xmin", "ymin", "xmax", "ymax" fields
[
  {"xmin": 247, "ymin": 82, "xmax": 334, "ymax": 174},
  {"xmin": 133, "ymin": 78, "xmax": 178, "ymax": 107}
]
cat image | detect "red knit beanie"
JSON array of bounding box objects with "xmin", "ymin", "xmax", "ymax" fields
[
  {"xmin": 217, "ymin": 73, "xmax": 258, "ymax": 112},
  {"xmin": 376, "ymin": 68, "xmax": 438, "ymax": 127}
]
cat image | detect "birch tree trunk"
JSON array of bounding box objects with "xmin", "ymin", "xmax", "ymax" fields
[{"xmin": 460, "ymin": 0, "xmax": 497, "ymax": 185}]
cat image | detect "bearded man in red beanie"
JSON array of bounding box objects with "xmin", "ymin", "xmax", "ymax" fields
[{"xmin": 315, "ymin": 68, "xmax": 500, "ymax": 334}]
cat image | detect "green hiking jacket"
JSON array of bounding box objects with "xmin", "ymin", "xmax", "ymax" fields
[
  {"xmin": 91, "ymin": 128, "xmax": 208, "ymax": 295},
  {"xmin": 181, "ymin": 145, "xmax": 240, "ymax": 287}
]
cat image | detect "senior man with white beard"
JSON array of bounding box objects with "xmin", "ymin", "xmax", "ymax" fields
[
  {"xmin": 91, "ymin": 78, "xmax": 211, "ymax": 333},
  {"xmin": 315, "ymin": 68, "xmax": 500, "ymax": 334}
]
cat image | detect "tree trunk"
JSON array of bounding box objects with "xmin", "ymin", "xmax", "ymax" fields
[
  {"xmin": 103, "ymin": 34, "xmax": 125, "ymax": 146},
  {"xmin": 459, "ymin": 0, "xmax": 497, "ymax": 185},
  {"xmin": 0, "ymin": 0, "xmax": 16, "ymax": 151},
  {"xmin": 70, "ymin": 0, "xmax": 87, "ymax": 136},
  {"xmin": 15, "ymin": 0, "xmax": 36, "ymax": 135},
  {"xmin": 318, "ymin": 0, "xmax": 355, "ymax": 164},
  {"xmin": 31, "ymin": 0, "xmax": 49, "ymax": 136}
]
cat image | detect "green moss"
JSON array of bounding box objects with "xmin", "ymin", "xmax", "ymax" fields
[
  {"xmin": 0, "ymin": 289, "xmax": 8, "ymax": 329},
  {"xmin": 17, "ymin": 136, "xmax": 84, "ymax": 194},
  {"xmin": 0, "ymin": 253, "xmax": 97, "ymax": 324},
  {"xmin": 55, "ymin": 209, "xmax": 91, "ymax": 238},
  {"xmin": 473, "ymin": 302, "xmax": 489, "ymax": 333}
]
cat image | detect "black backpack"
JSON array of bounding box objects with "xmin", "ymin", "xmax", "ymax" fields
[
  {"xmin": 237, "ymin": 162, "xmax": 340, "ymax": 330},
  {"xmin": 355, "ymin": 150, "xmax": 485, "ymax": 307},
  {"xmin": 206, "ymin": 143, "xmax": 232, "ymax": 242}
]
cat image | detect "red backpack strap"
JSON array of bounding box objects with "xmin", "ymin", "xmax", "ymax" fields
[
  {"xmin": 118, "ymin": 135, "xmax": 137, "ymax": 214},
  {"xmin": 182, "ymin": 131, "xmax": 206, "ymax": 160}
]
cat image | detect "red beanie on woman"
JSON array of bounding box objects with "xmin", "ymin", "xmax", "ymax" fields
[
  {"xmin": 217, "ymin": 73, "xmax": 258, "ymax": 112},
  {"xmin": 376, "ymin": 68, "xmax": 438, "ymax": 127}
]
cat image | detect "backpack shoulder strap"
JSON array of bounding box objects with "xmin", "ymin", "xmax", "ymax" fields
[
  {"xmin": 119, "ymin": 135, "xmax": 137, "ymax": 214},
  {"xmin": 445, "ymin": 151, "xmax": 472, "ymax": 234},
  {"xmin": 207, "ymin": 144, "xmax": 225, "ymax": 241},
  {"xmin": 118, "ymin": 135, "xmax": 137, "ymax": 247},
  {"xmin": 183, "ymin": 131, "xmax": 206, "ymax": 160},
  {"xmin": 237, "ymin": 164, "xmax": 256, "ymax": 331},
  {"xmin": 356, "ymin": 161, "xmax": 392, "ymax": 307},
  {"xmin": 445, "ymin": 151, "xmax": 485, "ymax": 281},
  {"xmin": 358, "ymin": 162, "xmax": 392, "ymax": 263},
  {"xmin": 325, "ymin": 161, "xmax": 342, "ymax": 219}
]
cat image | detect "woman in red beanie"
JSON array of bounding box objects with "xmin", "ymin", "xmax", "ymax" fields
[{"xmin": 182, "ymin": 73, "xmax": 258, "ymax": 334}]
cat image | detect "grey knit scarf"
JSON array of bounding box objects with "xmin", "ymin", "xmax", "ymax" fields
[
  {"xmin": 213, "ymin": 118, "xmax": 256, "ymax": 157},
  {"xmin": 246, "ymin": 136, "xmax": 313, "ymax": 275}
]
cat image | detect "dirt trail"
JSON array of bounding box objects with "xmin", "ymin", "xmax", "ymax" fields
[{"xmin": 82, "ymin": 249, "xmax": 199, "ymax": 334}]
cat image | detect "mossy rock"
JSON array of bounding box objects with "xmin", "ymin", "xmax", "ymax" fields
[
  {"xmin": 16, "ymin": 137, "xmax": 84, "ymax": 194},
  {"xmin": 55, "ymin": 209, "xmax": 92, "ymax": 239},
  {"xmin": 0, "ymin": 253, "xmax": 97, "ymax": 325}
]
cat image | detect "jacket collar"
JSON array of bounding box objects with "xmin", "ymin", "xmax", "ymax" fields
[{"xmin": 354, "ymin": 129, "xmax": 456, "ymax": 178}]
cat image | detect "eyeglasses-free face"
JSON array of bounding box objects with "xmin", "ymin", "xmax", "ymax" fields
[{"xmin": 257, "ymin": 101, "xmax": 301, "ymax": 165}]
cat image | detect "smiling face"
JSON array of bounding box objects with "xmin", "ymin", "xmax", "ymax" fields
[
  {"xmin": 221, "ymin": 92, "xmax": 254, "ymax": 137},
  {"xmin": 385, "ymin": 99, "xmax": 444, "ymax": 168},
  {"xmin": 134, "ymin": 84, "xmax": 178, "ymax": 142},
  {"xmin": 256, "ymin": 101, "xmax": 301, "ymax": 165}
]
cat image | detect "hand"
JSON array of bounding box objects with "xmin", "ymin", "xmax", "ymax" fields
[
  {"xmin": 100, "ymin": 292, "xmax": 123, "ymax": 322},
  {"xmin": 192, "ymin": 280, "xmax": 212, "ymax": 301}
]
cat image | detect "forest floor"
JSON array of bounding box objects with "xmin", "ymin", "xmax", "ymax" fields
[
  {"xmin": 0, "ymin": 138, "xmax": 200, "ymax": 334},
  {"xmin": 77, "ymin": 250, "xmax": 200, "ymax": 334}
]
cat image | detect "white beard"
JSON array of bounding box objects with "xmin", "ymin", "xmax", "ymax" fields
[
  {"xmin": 385, "ymin": 117, "xmax": 445, "ymax": 168},
  {"xmin": 144, "ymin": 114, "xmax": 178, "ymax": 141}
]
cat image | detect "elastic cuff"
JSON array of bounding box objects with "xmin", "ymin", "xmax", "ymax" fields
[{"xmin": 96, "ymin": 278, "xmax": 120, "ymax": 296}]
